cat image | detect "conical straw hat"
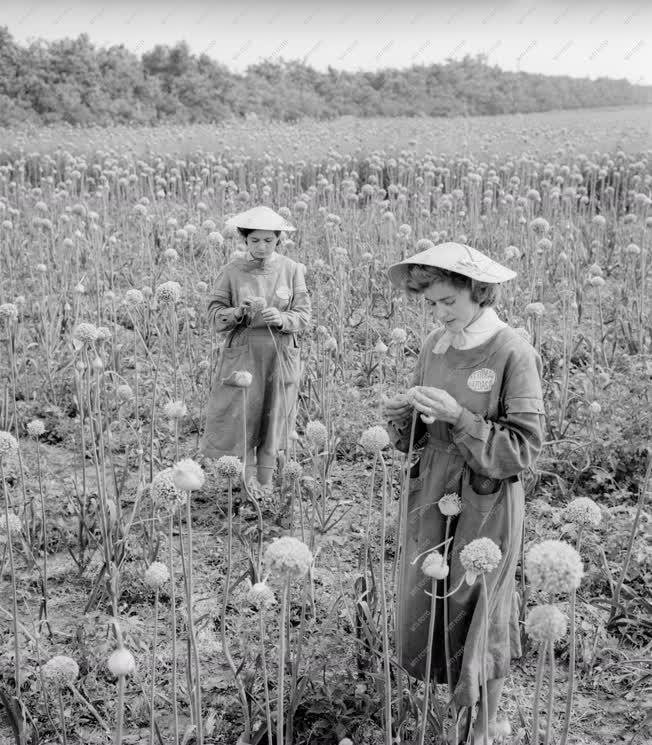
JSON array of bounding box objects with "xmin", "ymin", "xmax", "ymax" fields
[{"xmin": 226, "ymin": 206, "xmax": 296, "ymax": 232}]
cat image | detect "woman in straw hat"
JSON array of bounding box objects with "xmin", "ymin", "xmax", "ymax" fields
[
  {"xmin": 383, "ymin": 242, "xmax": 544, "ymax": 743},
  {"xmin": 200, "ymin": 206, "xmax": 311, "ymax": 495}
]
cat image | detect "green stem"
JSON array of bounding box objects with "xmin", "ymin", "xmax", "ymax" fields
[
  {"xmin": 148, "ymin": 590, "xmax": 159, "ymax": 745},
  {"xmin": 277, "ymin": 578, "xmax": 290, "ymax": 745},
  {"xmin": 58, "ymin": 688, "xmax": 68, "ymax": 745},
  {"xmin": 418, "ymin": 575, "xmax": 438, "ymax": 745},
  {"xmin": 259, "ymin": 610, "xmax": 274, "ymax": 745},
  {"xmin": 531, "ymin": 642, "xmax": 548, "ymax": 745},
  {"xmin": 544, "ymin": 641, "xmax": 556, "ymax": 745},
  {"xmin": 378, "ymin": 454, "xmax": 393, "ymax": 745},
  {"xmin": 168, "ymin": 515, "xmax": 179, "ymax": 745},
  {"xmin": 481, "ymin": 574, "xmax": 490, "ymax": 745},
  {"xmin": 1, "ymin": 463, "xmax": 20, "ymax": 692},
  {"xmin": 114, "ymin": 675, "xmax": 125, "ymax": 745}
]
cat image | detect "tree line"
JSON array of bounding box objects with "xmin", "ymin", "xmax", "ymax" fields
[{"xmin": 1, "ymin": 28, "xmax": 650, "ymax": 127}]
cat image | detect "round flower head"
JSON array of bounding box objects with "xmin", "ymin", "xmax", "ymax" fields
[
  {"xmin": 27, "ymin": 420, "xmax": 46, "ymax": 437},
  {"xmin": 526, "ymin": 539, "xmax": 584, "ymax": 595},
  {"xmin": 172, "ymin": 458, "xmax": 205, "ymax": 491},
  {"xmin": 305, "ymin": 421, "xmax": 328, "ymax": 449},
  {"xmin": 144, "ymin": 561, "xmax": 170, "ymax": 589},
  {"xmin": 163, "ymin": 400, "xmax": 187, "ymax": 419},
  {"xmin": 438, "ymin": 492, "xmax": 462, "ymax": 517},
  {"xmin": 360, "ymin": 425, "xmax": 390, "ymax": 454},
  {"xmin": 73, "ymin": 322, "xmax": 98, "ymax": 345},
  {"xmin": 525, "ymin": 604, "xmax": 568, "ymax": 643},
  {"xmin": 0, "ymin": 431, "xmax": 18, "ymax": 459},
  {"xmin": 283, "ymin": 460, "xmax": 303, "ymax": 481},
  {"xmin": 421, "ymin": 551, "xmax": 449, "ymax": 579},
  {"xmin": 460, "ymin": 538, "xmax": 502, "ymax": 584},
  {"xmin": 264, "ymin": 536, "xmax": 313, "ymax": 580},
  {"xmin": 391, "ymin": 327, "xmax": 407, "ymax": 345},
  {"xmin": 107, "ymin": 648, "xmax": 136, "ymax": 677},
  {"xmin": 243, "ymin": 296, "xmax": 266, "ymax": 317},
  {"xmin": 529, "ymin": 217, "xmax": 550, "ymax": 235},
  {"xmin": 216, "ymin": 455, "xmax": 243, "ymax": 480},
  {"xmin": 155, "ymin": 280, "xmax": 181, "ymax": 305},
  {"xmin": 0, "ymin": 303, "xmax": 18, "ymax": 322},
  {"xmin": 563, "ymin": 497, "xmax": 601, "ymax": 528},
  {"xmin": 246, "ymin": 580, "xmax": 276, "ymax": 610},
  {"xmin": 525, "ymin": 302, "xmax": 546, "ymax": 318},
  {"xmin": 233, "ymin": 370, "xmax": 253, "ymax": 387},
  {"xmin": 116, "ymin": 384, "xmax": 134, "ymax": 403},
  {"xmin": 96, "ymin": 326, "xmax": 111, "ymax": 342},
  {"xmin": 150, "ymin": 468, "xmax": 186, "ymax": 510},
  {"xmin": 124, "ymin": 289, "xmax": 145, "ymax": 307},
  {"xmin": 374, "ymin": 339, "xmax": 388, "ymax": 356},
  {"xmin": 42, "ymin": 655, "xmax": 79, "ymax": 688},
  {"xmin": 1, "ymin": 512, "xmax": 22, "ymax": 539}
]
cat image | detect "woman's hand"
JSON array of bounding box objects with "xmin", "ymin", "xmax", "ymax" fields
[
  {"xmin": 382, "ymin": 393, "xmax": 412, "ymax": 421},
  {"xmin": 408, "ymin": 386, "xmax": 463, "ymax": 425},
  {"xmin": 260, "ymin": 307, "xmax": 283, "ymax": 327}
]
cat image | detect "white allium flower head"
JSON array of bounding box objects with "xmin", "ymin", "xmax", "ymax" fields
[
  {"xmin": 124, "ymin": 289, "xmax": 145, "ymax": 307},
  {"xmin": 391, "ymin": 327, "xmax": 408, "ymax": 344},
  {"xmin": 421, "ymin": 551, "xmax": 449, "ymax": 579},
  {"xmin": 305, "ymin": 421, "xmax": 328, "ymax": 449},
  {"xmin": 172, "ymin": 458, "xmax": 205, "ymax": 491},
  {"xmin": 525, "ymin": 604, "xmax": 568, "ymax": 643},
  {"xmin": 150, "ymin": 468, "xmax": 186, "ymax": 510},
  {"xmin": 264, "ymin": 536, "xmax": 313, "ymax": 580},
  {"xmin": 27, "ymin": 420, "xmax": 46, "ymax": 437},
  {"xmin": 155, "ymin": 280, "xmax": 181, "ymax": 305},
  {"xmin": 0, "ymin": 303, "xmax": 18, "ymax": 322},
  {"xmin": 116, "ymin": 384, "xmax": 134, "ymax": 402},
  {"xmin": 563, "ymin": 497, "xmax": 601, "ymax": 528},
  {"xmin": 526, "ymin": 539, "xmax": 584, "ymax": 595},
  {"xmin": 246, "ymin": 581, "xmax": 276, "ymax": 609},
  {"xmin": 216, "ymin": 455, "xmax": 243, "ymax": 480},
  {"xmin": 1, "ymin": 512, "xmax": 22, "ymax": 537},
  {"xmin": 460, "ymin": 538, "xmax": 502, "ymax": 584},
  {"xmin": 144, "ymin": 561, "xmax": 170, "ymax": 589},
  {"xmin": 0, "ymin": 431, "xmax": 18, "ymax": 459},
  {"xmin": 42, "ymin": 655, "xmax": 79, "ymax": 688},
  {"xmin": 72, "ymin": 322, "xmax": 98, "ymax": 344},
  {"xmin": 360, "ymin": 425, "xmax": 390, "ymax": 453},
  {"xmin": 283, "ymin": 460, "xmax": 303, "ymax": 481},
  {"xmin": 163, "ymin": 400, "xmax": 187, "ymax": 419},
  {"xmin": 233, "ymin": 370, "xmax": 253, "ymax": 387},
  {"xmin": 374, "ymin": 339, "xmax": 388, "ymax": 355},
  {"xmin": 438, "ymin": 492, "xmax": 462, "ymax": 516},
  {"xmin": 525, "ymin": 302, "xmax": 546, "ymax": 318},
  {"xmin": 107, "ymin": 648, "xmax": 136, "ymax": 677}
]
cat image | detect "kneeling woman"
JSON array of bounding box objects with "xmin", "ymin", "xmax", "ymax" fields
[
  {"xmin": 200, "ymin": 206, "xmax": 311, "ymax": 494},
  {"xmin": 383, "ymin": 242, "xmax": 545, "ymax": 743}
]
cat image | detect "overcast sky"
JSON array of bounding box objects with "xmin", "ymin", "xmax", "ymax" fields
[{"xmin": 4, "ymin": 0, "xmax": 651, "ymax": 85}]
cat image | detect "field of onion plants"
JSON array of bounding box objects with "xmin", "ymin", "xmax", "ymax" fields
[{"xmin": 0, "ymin": 109, "xmax": 650, "ymax": 745}]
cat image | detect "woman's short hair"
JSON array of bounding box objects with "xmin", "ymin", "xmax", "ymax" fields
[
  {"xmin": 237, "ymin": 227, "xmax": 281, "ymax": 241},
  {"xmin": 405, "ymin": 265, "xmax": 499, "ymax": 307}
]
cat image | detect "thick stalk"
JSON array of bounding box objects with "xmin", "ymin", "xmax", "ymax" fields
[
  {"xmin": 168, "ymin": 515, "xmax": 180, "ymax": 745},
  {"xmin": 531, "ymin": 642, "xmax": 548, "ymax": 745},
  {"xmin": 481, "ymin": 575, "xmax": 490, "ymax": 745},
  {"xmin": 277, "ymin": 578, "xmax": 290, "ymax": 745},
  {"xmin": 148, "ymin": 590, "xmax": 159, "ymax": 745},
  {"xmin": 1, "ymin": 463, "xmax": 20, "ymax": 692},
  {"xmin": 418, "ymin": 575, "xmax": 438, "ymax": 745}
]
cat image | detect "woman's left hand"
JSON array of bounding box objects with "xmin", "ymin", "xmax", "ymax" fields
[
  {"xmin": 409, "ymin": 386, "xmax": 463, "ymax": 425},
  {"xmin": 260, "ymin": 307, "xmax": 283, "ymax": 327}
]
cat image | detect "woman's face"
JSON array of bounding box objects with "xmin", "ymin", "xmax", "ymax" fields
[
  {"xmin": 246, "ymin": 229, "xmax": 278, "ymax": 259},
  {"xmin": 423, "ymin": 280, "xmax": 482, "ymax": 333}
]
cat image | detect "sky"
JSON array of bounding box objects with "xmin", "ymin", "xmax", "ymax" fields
[{"xmin": 3, "ymin": 0, "xmax": 651, "ymax": 85}]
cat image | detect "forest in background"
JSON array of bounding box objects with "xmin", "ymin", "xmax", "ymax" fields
[{"xmin": 1, "ymin": 27, "xmax": 651, "ymax": 127}]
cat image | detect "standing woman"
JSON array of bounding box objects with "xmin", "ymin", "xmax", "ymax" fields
[
  {"xmin": 383, "ymin": 242, "xmax": 545, "ymax": 743},
  {"xmin": 200, "ymin": 206, "xmax": 311, "ymax": 495}
]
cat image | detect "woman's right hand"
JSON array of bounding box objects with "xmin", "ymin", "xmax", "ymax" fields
[{"xmin": 382, "ymin": 393, "xmax": 412, "ymax": 421}]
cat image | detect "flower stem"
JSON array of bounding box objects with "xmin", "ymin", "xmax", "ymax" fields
[
  {"xmin": 1, "ymin": 463, "xmax": 20, "ymax": 692},
  {"xmin": 168, "ymin": 515, "xmax": 179, "ymax": 745},
  {"xmin": 148, "ymin": 590, "xmax": 159, "ymax": 745},
  {"xmin": 114, "ymin": 675, "xmax": 125, "ymax": 745},
  {"xmin": 378, "ymin": 454, "xmax": 393, "ymax": 745},
  {"xmin": 277, "ymin": 577, "xmax": 290, "ymax": 745},
  {"xmin": 259, "ymin": 610, "xmax": 273, "ymax": 745},
  {"xmin": 531, "ymin": 641, "xmax": 548, "ymax": 745},
  {"xmin": 57, "ymin": 688, "xmax": 68, "ymax": 745},
  {"xmin": 419, "ymin": 575, "xmax": 438, "ymax": 745},
  {"xmin": 544, "ymin": 641, "xmax": 556, "ymax": 745},
  {"xmin": 480, "ymin": 574, "xmax": 490, "ymax": 745}
]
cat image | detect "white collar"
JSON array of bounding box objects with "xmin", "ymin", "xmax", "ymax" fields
[{"xmin": 433, "ymin": 307, "xmax": 507, "ymax": 354}]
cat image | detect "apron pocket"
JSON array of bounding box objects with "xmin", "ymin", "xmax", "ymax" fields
[
  {"xmin": 461, "ymin": 468, "xmax": 504, "ymax": 514},
  {"xmin": 218, "ymin": 344, "xmax": 250, "ymax": 385},
  {"xmin": 280, "ymin": 342, "xmax": 301, "ymax": 385}
]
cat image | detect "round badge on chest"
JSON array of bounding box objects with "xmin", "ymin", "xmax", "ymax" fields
[
  {"xmin": 275, "ymin": 286, "xmax": 291, "ymax": 301},
  {"xmin": 467, "ymin": 368, "xmax": 496, "ymax": 393}
]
